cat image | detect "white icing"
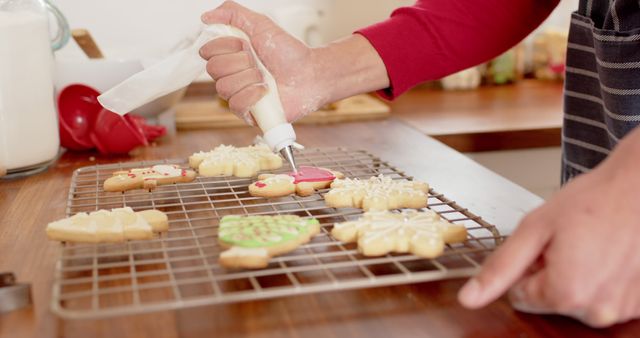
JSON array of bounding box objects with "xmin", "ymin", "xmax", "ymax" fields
[
  {"xmin": 326, "ymin": 175, "xmax": 428, "ymax": 209},
  {"xmin": 46, "ymin": 208, "xmax": 156, "ymax": 241},
  {"xmin": 192, "ymin": 144, "xmax": 280, "ymax": 176},
  {"xmin": 334, "ymin": 210, "xmax": 461, "ymax": 248},
  {"xmin": 262, "ymin": 174, "xmax": 295, "ymax": 185},
  {"xmin": 152, "ymin": 164, "xmax": 183, "ymax": 177},
  {"xmin": 125, "ymin": 165, "xmax": 183, "ymax": 179}
]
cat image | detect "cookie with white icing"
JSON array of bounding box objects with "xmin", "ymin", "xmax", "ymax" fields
[
  {"xmin": 325, "ymin": 175, "xmax": 429, "ymax": 211},
  {"xmin": 189, "ymin": 144, "xmax": 282, "ymax": 178},
  {"xmin": 332, "ymin": 209, "xmax": 467, "ymax": 258},
  {"xmin": 249, "ymin": 167, "xmax": 344, "ymax": 198},
  {"xmin": 103, "ymin": 164, "xmax": 197, "ymax": 192},
  {"xmin": 46, "ymin": 207, "xmax": 169, "ymax": 243},
  {"xmin": 218, "ymin": 215, "xmax": 320, "ymax": 269}
]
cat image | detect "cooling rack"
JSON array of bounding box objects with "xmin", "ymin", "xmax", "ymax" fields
[{"xmin": 51, "ymin": 147, "xmax": 504, "ymax": 319}]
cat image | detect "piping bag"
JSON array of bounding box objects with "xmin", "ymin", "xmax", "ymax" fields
[{"xmin": 97, "ymin": 24, "xmax": 298, "ymax": 172}]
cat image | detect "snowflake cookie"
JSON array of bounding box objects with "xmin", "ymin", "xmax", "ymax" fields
[
  {"xmin": 332, "ymin": 209, "xmax": 467, "ymax": 258},
  {"xmin": 324, "ymin": 175, "xmax": 429, "ymax": 211},
  {"xmin": 189, "ymin": 144, "xmax": 282, "ymax": 178},
  {"xmin": 103, "ymin": 164, "xmax": 197, "ymax": 192},
  {"xmin": 249, "ymin": 166, "xmax": 345, "ymax": 198},
  {"xmin": 218, "ymin": 215, "xmax": 320, "ymax": 269}
]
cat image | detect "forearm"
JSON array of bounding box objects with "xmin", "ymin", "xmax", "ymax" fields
[{"xmin": 312, "ymin": 34, "xmax": 390, "ymax": 105}]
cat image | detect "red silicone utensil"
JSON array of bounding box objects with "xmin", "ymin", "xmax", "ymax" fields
[
  {"xmin": 90, "ymin": 108, "xmax": 148, "ymax": 154},
  {"xmin": 57, "ymin": 84, "xmax": 102, "ymax": 150},
  {"xmin": 127, "ymin": 115, "xmax": 166, "ymax": 142}
]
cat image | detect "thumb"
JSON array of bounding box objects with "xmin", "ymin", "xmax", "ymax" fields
[
  {"xmin": 458, "ymin": 214, "xmax": 552, "ymax": 309},
  {"xmin": 201, "ymin": 1, "xmax": 264, "ymax": 33}
]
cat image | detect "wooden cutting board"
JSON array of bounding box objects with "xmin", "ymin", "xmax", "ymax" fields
[{"xmin": 175, "ymin": 94, "xmax": 390, "ymax": 130}]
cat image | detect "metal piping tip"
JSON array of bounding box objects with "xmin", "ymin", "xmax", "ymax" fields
[{"xmin": 279, "ymin": 145, "xmax": 298, "ymax": 173}]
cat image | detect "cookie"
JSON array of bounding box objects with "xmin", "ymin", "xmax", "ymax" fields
[
  {"xmin": 46, "ymin": 207, "xmax": 169, "ymax": 243},
  {"xmin": 324, "ymin": 174, "xmax": 429, "ymax": 211},
  {"xmin": 189, "ymin": 144, "xmax": 282, "ymax": 178},
  {"xmin": 218, "ymin": 215, "xmax": 320, "ymax": 269},
  {"xmin": 249, "ymin": 166, "xmax": 344, "ymax": 198},
  {"xmin": 332, "ymin": 209, "xmax": 467, "ymax": 258},
  {"xmin": 103, "ymin": 164, "xmax": 196, "ymax": 192}
]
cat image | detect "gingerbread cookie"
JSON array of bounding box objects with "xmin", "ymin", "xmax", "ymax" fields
[
  {"xmin": 324, "ymin": 175, "xmax": 429, "ymax": 211},
  {"xmin": 47, "ymin": 207, "xmax": 169, "ymax": 243},
  {"xmin": 103, "ymin": 164, "xmax": 196, "ymax": 192},
  {"xmin": 332, "ymin": 209, "xmax": 467, "ymax": 258},
  {"xmin": 249, "ymin": 166, "xmax": 344, "ymax": 198},
  {"xmin": 218, "ymin": 215, "xmax": 320, "ymax": 269},
  {"xmin": 189, "ymin": 144, "xmax": 282, "ymax": 178}
]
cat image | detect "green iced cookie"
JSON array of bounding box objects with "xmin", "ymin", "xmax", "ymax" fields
[{"xmin": 219, "ymin": 215, "xmax": 320, "ymax": 248}]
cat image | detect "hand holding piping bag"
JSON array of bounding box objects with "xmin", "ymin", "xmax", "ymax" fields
[{"xmin": 199, "ymin": 2, "xmax": 323, "ymax": 125}]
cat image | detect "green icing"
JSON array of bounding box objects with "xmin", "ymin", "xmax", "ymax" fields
[{"xmin": 219, "ymin": 215, "xmax": 319, "ymax": 248}]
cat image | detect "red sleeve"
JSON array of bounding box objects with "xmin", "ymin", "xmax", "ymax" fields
[{"xmin": 357, "ymin": 0, "xmax": 560, "ymax": 100}]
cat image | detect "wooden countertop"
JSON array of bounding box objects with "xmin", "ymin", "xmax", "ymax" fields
[
  {"xmin": 391, "ymin": 80, "xmax": 564, "ymax": 152},
  {"xmin": 1, "ymin": 119, "xmax": 637, "ymax": 338}
]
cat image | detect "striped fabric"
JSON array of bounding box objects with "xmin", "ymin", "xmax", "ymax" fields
[{"xmin": 562, "ymin": 0, "xmax": 640, "ymax": 183}]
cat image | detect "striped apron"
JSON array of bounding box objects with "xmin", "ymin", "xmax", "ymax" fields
[{"xmin": 562, "ymin": 0, "xmax": 640, "ymax": 183}]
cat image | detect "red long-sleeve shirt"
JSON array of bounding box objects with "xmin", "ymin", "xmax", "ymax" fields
[{"xmin": 357, "ymin": 0, "xmax": 560, "ymax": 99}]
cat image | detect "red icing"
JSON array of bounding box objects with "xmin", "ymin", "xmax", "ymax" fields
[
  {"xmin": 288, "ymin": 166, "xmax": 335, "ymax": 184},
  {"xmin": 255, "ymin": 182, "xmax": 267, "ymax": 188},
  {"xmin": 181, "ymin": 170, "xmax": 186, "ymax": 177}
]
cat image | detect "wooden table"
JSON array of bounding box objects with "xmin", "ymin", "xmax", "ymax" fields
[
  {"xmin": 391, "ymin": 80, "xmax": 564, "ymax": 152},
  {"xmin": 1, "ymin": 119, "xmax": 637, "ymax": 338}
]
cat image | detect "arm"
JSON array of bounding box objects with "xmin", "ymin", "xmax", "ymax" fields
[
  {"xmin": 357, "ymin": 0, "xmax": 560, "ymax": 99},
  {"xmin": 200, "ymin": 0, "xmax": 558, "ymax": 120}
]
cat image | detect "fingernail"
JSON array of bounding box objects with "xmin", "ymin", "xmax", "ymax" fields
[
  {"xmin": 243, "ymin": 112, "xmax": 255, "ymax": 126},
  {"xmin": 458, "ymin": 278, "xmax": 481, "ymax": 307}
]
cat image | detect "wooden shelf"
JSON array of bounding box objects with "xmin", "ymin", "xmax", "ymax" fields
[{"xmin": 390, "ymin": 80, "xmax": 564, "ymax": 152}]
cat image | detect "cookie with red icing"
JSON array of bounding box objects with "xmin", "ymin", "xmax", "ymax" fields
[
  {"xmin": 103, "ymin": 164, "xmax": 197, "ymax": 192},
  {"xmin": 249, "ymin": 166, "xmax": 344, "ymax": 198}
]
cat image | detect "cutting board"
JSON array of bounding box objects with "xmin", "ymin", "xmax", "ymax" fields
[{"xmin": 175, "ymin": 94, "xmax": 390, "ymax": 130}]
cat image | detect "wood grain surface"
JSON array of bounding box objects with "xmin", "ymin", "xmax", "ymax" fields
[{"xmin": 1, "ymin": 119, "xmax": 637, "ymax": 338}]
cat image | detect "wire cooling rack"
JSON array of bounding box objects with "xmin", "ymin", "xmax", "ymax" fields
[{"xmin": 51, "ymin": 147, "xmax": 504, "ymax": 319}]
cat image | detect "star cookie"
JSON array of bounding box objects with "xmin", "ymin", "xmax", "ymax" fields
[
  {"xmin": 218, "ymin": 215, "xmax": 320, "ymax": 269},
  {"xmin": 332, "ymin": 209, "xmax": 467, "ymax": 258},
  {"xmin": 324, "ymin": 175, "xmax": 429, "ymax": 211},
  {"xmin": 249, "ymin": 166, "xmax": 344, "ymax": 197},
  {"xmin": 46, "ymin": 207, "xmax": 169, "ymax": 243},
  {"xmin": 189, "ymin": 144, "xmax": 282, "ymax": 178},
  {"xmin": 103, "ymin": 164, "xmax": 197, "ymax": 192}
]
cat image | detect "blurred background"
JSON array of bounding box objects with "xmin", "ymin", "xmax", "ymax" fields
[
  {"xmin": 50, "ymin": 0, "xmax": 579, "ymax": 199},
  {"xmin": 54, "ymin": 0, "xmax": 579, "ymax": 61}
]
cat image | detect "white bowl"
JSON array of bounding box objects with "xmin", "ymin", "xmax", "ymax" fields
[
  {"xmin": 55, "ymin": 59, "xmax": 144, "ymax": 94},
  {"xmin": 55, "ymin": 58, "xmax": 187, "ymax": 117}
]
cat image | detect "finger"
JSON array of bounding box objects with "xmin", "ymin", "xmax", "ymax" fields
[
  {"xmin": 199, "ymin": 37, "xmax": 245, "ymax": 60},
  {"xmin": 458, "ymin": 214, "xmax": 553, "ymax": 309},
  {"xmin": 508, "ymin": 269, "xmax": 555, "ymax": 315},
  {"xmin": 201, "ymin": 1, "xmax": 263, "ymax": 33},
  {"xmin": 228, "ymin": 83, "xmax": 267, "ymax": 120},
  {"xmin": 205, "ymin": 52, "xmax": 254, "ymax": 79},
  {"xmin": 215, "ymin": 68, "xmax": 263, "ymax": 100}
]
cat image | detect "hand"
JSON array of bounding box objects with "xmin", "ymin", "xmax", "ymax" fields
[
  {"xmin": 199, "ymin": 1, "xmax": 324, "ymax": 125},
  {"xmin": 458, "ymin": 128, "xmax": 640, "ymax": 328},
  {"xmin": 200, "ymin": 1, "xmax": 390, "ymax": 126}
]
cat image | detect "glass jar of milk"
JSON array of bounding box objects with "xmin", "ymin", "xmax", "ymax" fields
[{"xmin": 0, "ymin": 0, "xmax": 69, "ymax": 178}]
